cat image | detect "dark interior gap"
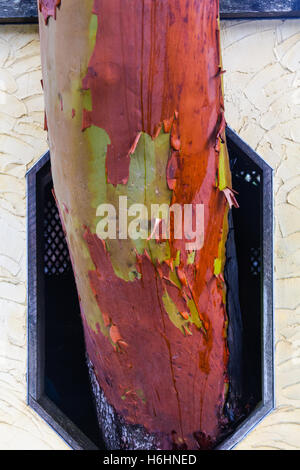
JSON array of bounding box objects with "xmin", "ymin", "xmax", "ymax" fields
[{"xmin": 43, "ymin": 137, "xmax": 263, "ymax": 447}]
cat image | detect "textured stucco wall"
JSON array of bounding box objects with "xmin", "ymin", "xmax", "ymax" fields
[
  {"xmin": 0, "ymin": 19, "xmax": 299, "ymax": 450},
  {"xmin": 222, "ymin": 19, "xmax": 300, "ymax": 451},
  {"xmin": 0, "ymin": 24, "xmax": 68, "ymax": 450}
]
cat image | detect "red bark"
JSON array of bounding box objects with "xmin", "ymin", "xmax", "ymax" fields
[
  {"xmin": 39, "ymin": 0, "xmax": 233, "ymax": 449},
  {"xmin": 80, "ymin": 0, "xmax": 229, "ymax": 448}
]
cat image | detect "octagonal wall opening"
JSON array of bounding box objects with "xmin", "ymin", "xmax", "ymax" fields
[{"xmin": 27, "ymin": 126, "xmax": 274, "ymax": 450}]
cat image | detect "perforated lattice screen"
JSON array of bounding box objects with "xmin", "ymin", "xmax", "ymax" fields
[{"xmin": 44, "ymin": 192, "xmax": 70, "ymax": 276}]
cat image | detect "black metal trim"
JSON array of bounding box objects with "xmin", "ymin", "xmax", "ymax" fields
[
  {"xmin": 221, "ymin": 0, "xmax": 300, "ymax": 19},
  {"xmin": 27, "ymin": 128, "xmax": 274, "ymax": 450},
  {"xmin": 221, "ymin": 11, "xmax": 300, "ymax": 19},
  {"xmin": 0, "ymin": 0, "xmax": 38, "ymax": 24},
  {"xmin": 1, "ymin": 1, "xmax": 299, "ymax": 23},
  {"xmin": 216, "ymin": 127, "xmax": 274, "ymax": 450},
  {"xmin": 28, "ymin": 395, "xmax": 98, "ymax": 450}
]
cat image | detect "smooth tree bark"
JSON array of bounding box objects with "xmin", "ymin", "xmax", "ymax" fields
[{"xmin": 38, "ymin": 0, "xmax": 242, "ymax": 449}]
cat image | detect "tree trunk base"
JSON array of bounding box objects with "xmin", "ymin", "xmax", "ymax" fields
[
  {"xmin": 86, "ymin": 211, "xmax": 244, "ymax": 450},
  {"xmin": 87, "ymin": 356, "xmax": 160, "ymax": 450}
]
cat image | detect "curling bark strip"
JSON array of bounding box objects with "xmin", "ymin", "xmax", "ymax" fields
[
  {"xmin": 39, "ymin": 0, "xmax": 61, "ymax": 23},
  {"xmin": 39, "ymin": 0, "xmax": 235, "ymax": 449}
]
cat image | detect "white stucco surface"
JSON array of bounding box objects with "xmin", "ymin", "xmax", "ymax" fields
[{"xmin": 0, "ymin": 19, "xmax": 299, "ymax": 450}]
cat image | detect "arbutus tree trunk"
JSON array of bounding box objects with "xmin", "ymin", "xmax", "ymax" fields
[{"xmin": 38, "ymin": 0, "xmax": 242, "ymax": 450}]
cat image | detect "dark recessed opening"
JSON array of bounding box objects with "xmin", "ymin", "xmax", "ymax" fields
[
  {"xmin": 37, "ymin": 133, "xmax": 263, "ymax": 449},
  {"xmin": 41, "ymin": 179, "xmax": 102, "ymax": 447},
  {"xmin": 227, "ymin": 138, "xmax": 263, "ymax": 410}
]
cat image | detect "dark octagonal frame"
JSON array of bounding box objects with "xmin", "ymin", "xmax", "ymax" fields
[
  {"xmin": 26, "ymin": 126, "xmax": 274, "ymax": 450},
  {"xmin": 216, "ymin": 127, "xmax": 274, "ymax": 450},
  {"xmin": 26, "ymin": 154, "xmax": 98, "ymax": 450}
]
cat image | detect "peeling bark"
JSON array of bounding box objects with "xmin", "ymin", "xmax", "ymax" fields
[
  {"xmin": 39, "ymin": 0, "xmax": 61, "ymax": 23},
  {"xmin": 39, "ymin": 0, "xmax": 242, "ymax": 450}
]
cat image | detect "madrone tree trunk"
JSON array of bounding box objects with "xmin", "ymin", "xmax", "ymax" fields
[{"xmin": 38, "ymin": 0, "xmax": 242, "ymax": 450}]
